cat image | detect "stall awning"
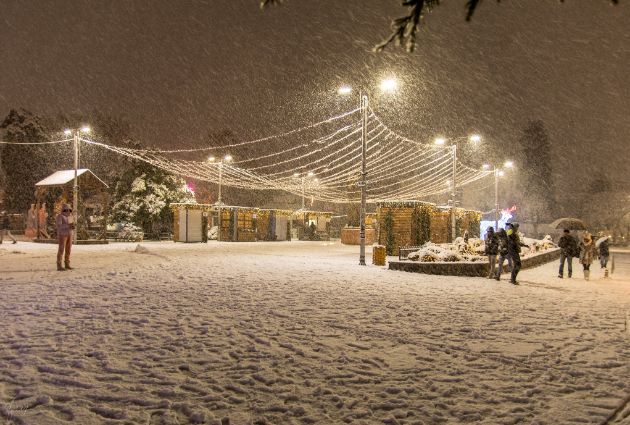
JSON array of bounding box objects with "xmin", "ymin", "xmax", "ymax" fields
[{"xmin": 36, "ymin": 169, "xmax": 109, "ymax": 188}]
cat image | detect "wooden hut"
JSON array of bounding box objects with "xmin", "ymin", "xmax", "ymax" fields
[
  {"xmin": 171, "ymin": 203, "xmax": 212, "ymax": 242},
  {"xmin": 376, "ymin": 201, "xmax": 481, "ymax": 255},
  {"xmin": 171, "ymin": 203, "xmax": 294, "ymax": 242},
  {"xmin": 292, "ymin": 210, "xmax": 332, "ymax": 241},
  {"xmin": 35, "ymin": 169, "xmax": 109, "ymax": 240},
  {"xmin": 340, "ymin": 212, "xmax": 377, "ymax": 245}
]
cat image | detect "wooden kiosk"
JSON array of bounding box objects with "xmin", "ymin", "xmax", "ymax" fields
[
  {"xmin": 171, "ymin": 203, "xmax": 294, "ymax": 242},
  {"xmin": 34, "ymin": 169, "xmax": 109, "ymax": 241}
]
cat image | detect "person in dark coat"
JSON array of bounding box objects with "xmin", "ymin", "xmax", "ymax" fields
[
  {"xmin": 0, "ymin": 211, "xmax": 17, "ymax": 244},
  {"xmin": 495, "ymin": 228, "xmax": 511, "ymax": 281},
  {"xmin": 598, "ymin": 236, "xmax": 610, "ymax": 270},
  {"xmin": 506, "ymin": 222, "xmax": 522, "ymax": 285},
  {"xmin": 484, "ymin": 226, "xmax": 499, "ymax": 279},
  {"xmin": 557, "ymin": 229, "xmax": 577, "ymax": 278}
]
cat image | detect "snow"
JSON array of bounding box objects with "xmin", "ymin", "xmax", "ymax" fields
[{"xmin": 1, "ymin": 241, "xmax": 629, "ymax": 424}]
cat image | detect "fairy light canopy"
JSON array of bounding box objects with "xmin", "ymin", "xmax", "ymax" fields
[{"xmin": 72, "ymin": 107, "xmax": 492, "ymax": 204}]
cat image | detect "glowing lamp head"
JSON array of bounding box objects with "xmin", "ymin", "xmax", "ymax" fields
[
  {"xmin": 293, "ymin": 173, "xmax": 300, "ymax": 177},
  {"xmin": 470, "ymin": 134, "xmax": 481, "ymax": 143},
  {"xmin": 482, "ymin": 164, "xmax": 491, "ymax": 170},
  {"xmin": 307, "ymin": 171, "xmax": 314, "ymax": 177},
  {"xmin": 80, "ymin": 126, "xmax": 91, "ymax": 133},
  {"xmin": 224, "ymin": 154, "xmax": 233, "ymax": 162},
  {"xmin": 504, "ymin": 160, "xmax": 514, "ymax": 168},
  {"xmin": 380, "ymin": 78, "xmax": 397, "ymax": 93},
  {"xmin": 64, "ymin": 129, "xmax": 72, "ymax": 135},
  {"xmin": 338, "ymin": 86, "xmax": 352, "ymax": 95},
  {"xmin": 435, "ymin": 137, "xmax": 446, "ymax": 146},
  {"xmin": 208, "ymin": 156, "xmax": 216, "ymax": 162},
  {"xmin": 498, "ymin": 170, "xmax": 505, "ymax": 177}
]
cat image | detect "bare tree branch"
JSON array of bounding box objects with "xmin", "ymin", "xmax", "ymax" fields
[{"xmin": 261, "ymin": 0, "xmax": 621, "ymax": 52}]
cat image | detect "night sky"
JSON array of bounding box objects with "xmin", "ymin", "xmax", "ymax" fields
[{"xmin": 1, "ymin": 0, "xmax": 629, "ymax": 188}]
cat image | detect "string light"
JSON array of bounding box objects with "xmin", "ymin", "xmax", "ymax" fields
[{"xmin": 76, "ymin": 108, "xmax": 492, "ymax": 204}]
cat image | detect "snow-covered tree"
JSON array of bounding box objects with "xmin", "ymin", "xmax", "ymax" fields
[
  {"xmin": 110, "ymin": 163, "xmax": 195, "ymax": 238},
  {"xmin": 0, "ymin": 109, "xmax": 55, "ymax": 213}
]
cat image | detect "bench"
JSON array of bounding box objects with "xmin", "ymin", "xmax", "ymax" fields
[{"xmin": 398, "ymin": 246, "xmax": 424, "ymax": 261}]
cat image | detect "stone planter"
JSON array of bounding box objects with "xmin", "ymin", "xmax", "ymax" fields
[{"xmin": 388, "ymin": 248, "xmax": 561, "ymax": 277}]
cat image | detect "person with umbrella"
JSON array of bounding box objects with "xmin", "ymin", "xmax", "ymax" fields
[
  {"xmin": 557, "ymin": 229, "xmax": 578, "ymax": 278},
  {"xmin": 596, "ymin": 234, "xmax": 611, "ymax": 274}
]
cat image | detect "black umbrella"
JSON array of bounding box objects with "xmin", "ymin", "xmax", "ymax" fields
[{"xmin": 550, "ymin": 217, "xmax": 587, "ymax": 231}]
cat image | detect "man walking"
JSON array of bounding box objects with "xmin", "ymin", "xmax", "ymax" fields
[
  {"xmin": 506, "ymin": 223, "xmax": 522, "ymax": 285},
  {"xmin": 557, "ymin": 229, "xmax": 577, "ymax": 278},
  {"xmin": 0, "ymin": 211, "xmax": 17, "ymax": 244},
  {"xmin": 495, "ymin": 227, "xmax": 511, "ymax": 281},
  {"xmin": 484, "ymin": 226, "xmax": 499, "ymax": 279}
]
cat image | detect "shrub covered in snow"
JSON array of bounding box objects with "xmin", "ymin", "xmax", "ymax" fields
[{"xmin": 407, "ymin": 234, "xmax": 557, "ymax": 263}]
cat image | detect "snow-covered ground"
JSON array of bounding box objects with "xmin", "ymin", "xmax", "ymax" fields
[{"xmin": 1, "ymin": 241, "xmax": 629, "ymax": 425}]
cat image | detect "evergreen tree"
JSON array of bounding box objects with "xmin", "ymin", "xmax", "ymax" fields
[
  {"xmin": 0, "ymin": 109, "xmax": 56, "ymax": 213},
  {"xmin": 110, "ymin": 160, "xmax": 195, "ymax": 238}
]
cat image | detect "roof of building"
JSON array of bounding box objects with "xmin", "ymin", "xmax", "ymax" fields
[{"xmin": 35, "ymin": 169, "xmax": 109, "ymax": 188}]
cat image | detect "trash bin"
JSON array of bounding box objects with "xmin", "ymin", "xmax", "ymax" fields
[{"xmin": 372, "ymin": 245, "xmax": 386, "ymax": 266}]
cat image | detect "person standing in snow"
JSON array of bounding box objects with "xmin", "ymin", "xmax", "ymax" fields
[
  {"xmin": 557, "ymin": 229, "xmax": 577, "ymax": 278},
  {"xmin": 506, "ymin": 223, "xmax": 522, "ymax": 285},
  {"xmin": 579, "ymin": 232, "xmax": 596, "ymax": 281},
  {"xmin": 495, "ymin": 228, "xmax": 511, "ymax": 281},
  {"xmin": 0, "ymin": 211, "xmax": 17, "ymax": 244},
  {"xmin": 598, "ymin": 235, "xmax": 610, "ymax": 270},
  {"xmin": 55, "ymin": 204, "xmax": 75, "ymax": 271},
  {"xmin": 484, "ymin": 226, "xmax": 499, "ymax": 279}
]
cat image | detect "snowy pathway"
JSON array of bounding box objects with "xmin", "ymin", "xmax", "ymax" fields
[{"xmin": 1, "ymin": 242, "xmax": 629, "ymax": 425}]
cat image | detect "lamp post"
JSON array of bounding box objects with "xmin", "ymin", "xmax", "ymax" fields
[
  {"xmin": 435, "ymin": 134, "xmax": 481, "ymax": 242},
  {"xmin": 64, "ymin": 126, "xmax": 91, "ymax": 243},
  {"xmin": 208, "ymin": 154, "xmax": 232, "ymax": 241},
  {"xmin": 338, "ymin": 78, "xmax": 397, "ymax": 266},
  {"xmin": 483, "ymin": 160, "xmax": 514, "ymax": 230},
  {"xmin": 293, "ymin": 171, "xmax": 315, "ymax": 210}
]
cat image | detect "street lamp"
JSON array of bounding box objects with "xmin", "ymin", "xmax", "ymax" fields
[
  {"xmin": 482, "ymin": 160, "xmax": 514, "ymax": 231},
  {"xmin": 208, "ymin": 154, "xmax": 232, "ymax": 206},
  {"xmin": 434, "ymin": 134, "xmax": 482, "ymax": 241},
  {"xmin": 339, "ymin": 77, "xmax": 398, "ymax": 265},
  {"xmin": 208, "ymin": 154, "xmax": 232, "ymax": 242},
  {"xmin": 293, "ymin": 171, "xmax": 316, "ymax": 210},
  {"xmin": 64, "ymin": 126, "xmax": 91, "ymax": 243}
]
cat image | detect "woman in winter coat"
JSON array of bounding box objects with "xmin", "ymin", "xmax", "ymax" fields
[
  {"xmin": 56, "ymin": 204, "xmax": 75, "ymax": 271},
  {"xmin": 484, "ymin": 226, "xmax": 499, "ymax": 279},
  {"xmin": 579, "ymin": 232, "xmax": 596, "ymax": 281}
]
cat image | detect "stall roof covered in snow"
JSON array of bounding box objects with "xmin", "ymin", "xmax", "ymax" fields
[{"xmin": 35, "ymin": 169, "xmax": 109, "ymax": 188}]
